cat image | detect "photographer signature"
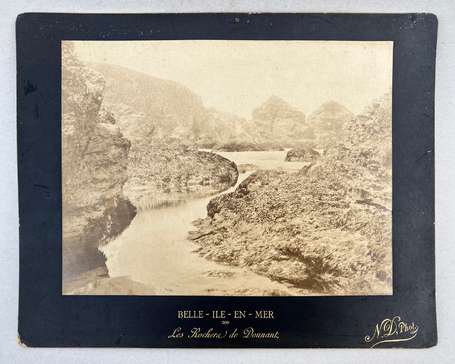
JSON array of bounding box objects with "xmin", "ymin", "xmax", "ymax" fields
[{"xmin": 364, "ymin": 316, "xmax": 419, "ymax": 348}]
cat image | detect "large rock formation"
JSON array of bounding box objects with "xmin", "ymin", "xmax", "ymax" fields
[
  {"xmin": 307, "ymin": 100, "xmax": 354, "ymax": 147},
  {"xmin": 62, "ymin": 44, "xmax": 136, "ymax": 286},
  {"xmin": 189, "ymin": 93, "xmax": 392, "ymax": 295},
  {"xmin": 249, "ymin": 96, "xmax": 313, "ymax": 146},
  {"xmin": 196, "ymin": 108, "xmax": 248, "ymax": 148}
]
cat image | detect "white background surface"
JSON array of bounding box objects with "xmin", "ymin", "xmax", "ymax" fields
[{"xmin": 1, "ymin": 1, "xmax": 454, "ymax": 363}]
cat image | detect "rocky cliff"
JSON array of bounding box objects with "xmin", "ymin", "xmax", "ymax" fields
[
  {"xmin": 89, "ymin": 63, "xmax": 211, "ymax": 143},
  {"xmin": 189, "ymin": 93, "xmax": 392, "ymax": 295},
  {"xmin": 62, "ymin": 44, "xmax": 136, "ymax": 286}
]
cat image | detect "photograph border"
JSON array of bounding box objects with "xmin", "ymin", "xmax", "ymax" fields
[{"xmin": 17, "ymin": 12, "xmax": 437, "ymax": 348}]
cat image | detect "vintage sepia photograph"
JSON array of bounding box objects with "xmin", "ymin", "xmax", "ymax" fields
[{"xmin": 62, "ymin": 40, "xmax": 393, "ymax": 296}]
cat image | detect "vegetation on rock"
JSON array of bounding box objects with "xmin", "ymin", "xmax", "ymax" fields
[
  {"xmin": 189, "ymin": 93, "xmax": 392, "ymax": 295},
  {"xmin": 62, "ymin": 45, "xmax": 392, "ymax": 296}
]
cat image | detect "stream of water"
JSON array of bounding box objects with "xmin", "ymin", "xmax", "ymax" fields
[{"xmin": 101, "ymin": 150, "xmax": 307, "ymax": 295}]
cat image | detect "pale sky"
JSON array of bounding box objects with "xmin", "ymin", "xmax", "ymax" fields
[{"xmin": 72, "ymin": 40, "xmax": 393, "ymax": 118}]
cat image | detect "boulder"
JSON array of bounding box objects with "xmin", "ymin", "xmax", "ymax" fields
[{"xmin": 285, "ymin": 148, "xmax": 321, "ymax": 162}]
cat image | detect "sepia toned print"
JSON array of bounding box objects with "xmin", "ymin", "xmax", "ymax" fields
[{"xmin": 62, "ymin": 40, "xmax": 393, "ymax": 296}]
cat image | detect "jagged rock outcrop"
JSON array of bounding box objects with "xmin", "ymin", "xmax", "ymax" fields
[
  {"xmin": 62, "ymin": 44, "xmax": 136, "ymax": 285},
  {"xmin": 285, "ymin": 148, "xmax": 321, "ymax": 162},
  {"xmin": 196, "ymin": 109, "xmax": 249, "ymax": 148},
  {"xmin": 249, "ymin": 96, "xmax": 313, "ymax": 146},
  {"xmin": 189, "ymin": 93, "xmax": 392, "ymax": 295},
  {"xmin": 307, "ymin": 101, "xmax": 354, "ymax": 147},
  {"xmin": 252, "ymin": 95, "xmax": 305, "ymax": 125}
]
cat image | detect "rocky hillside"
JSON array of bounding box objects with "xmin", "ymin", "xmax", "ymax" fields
[
  {"xmin": 91, "ymin": 63, "xmax": 277, "ymax": 150},
  {"xmin": 189, "ymin": 93, "xmax": 392, "ymax": 295},
  {"xmin": 91, "ymin": 63, "xmax": 328, "ymax": 151},
  {"xmin": 124, "ymin": 138, "xmax": 239, "ymax": 209},
  {"xmin": 90, "ymin": 63, "xmax": 246, "ymax": 149},
  {"xmin": 90, "ymin": 62, "xmax": 359, "ymax": 152},
  {"xmin": 62, "ymin": 43, "xmax": 136, "ymax": 285}
]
